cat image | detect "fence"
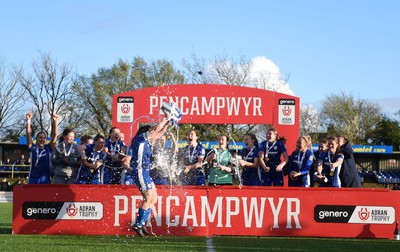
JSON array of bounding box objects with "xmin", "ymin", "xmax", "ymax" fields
[{"xmin": 0, "ymin": 164, "xmax": 30, "ymax": 179}]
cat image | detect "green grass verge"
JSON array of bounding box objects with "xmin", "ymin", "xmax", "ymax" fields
[{"xmin": 1, "ymin": 203, "xmax": 399, "ymax": 252}]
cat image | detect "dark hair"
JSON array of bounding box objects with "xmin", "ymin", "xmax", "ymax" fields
[
  {"xmin": 80, "ymin": 134, "xmax": 92, "ymax": 144},
  {"xmin": 219, "ymin": 134, "xmax": 230, "ymax": 150},
  {"xmin": 93, "ymin": 134, "xmax": 105, "ymax": 142},
  {"xmin": 59, "ymin": 128, "xmax": 74, "ymax": 143},
  {"xmin": 187, "ymin": 129, "xmax": 201, "ymax": 144},
  {"xmin": 319, "ymin": 139, "xmax": 328, "ymax": 145},
  {"xmin": 109, "ymin": 127, "xmax": 119, "ymax": 135},
  {"xmin": 328, "ymin": 136, "xmax": 342, "ymax": 157},
  {"xmin": 131, "ymin": 125, "xmax": 152, "ymax": 146},
  {"xmin": 36, "ymin": 131, "xmax": 46, "ymax": 139},
  {"xmin": 245, "ymin": 133, "xmax": 259, "ymax": 148}
]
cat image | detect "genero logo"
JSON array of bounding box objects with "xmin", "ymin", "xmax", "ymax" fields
[
  {"xmin": 314, "ymin": 205, "xmax": 395, "ymax": 224},
  {"xmin": 278, "ymin": 99, "xmax": 295, "ymax": 125},
  {"xmin": 117, "ymin": 97, "xmax": 134, "ymax": 123},
  {"xmin": 23, "ymin": 202, "xmax": 103, "ymax": 220}
]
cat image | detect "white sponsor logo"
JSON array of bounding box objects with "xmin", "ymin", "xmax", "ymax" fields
[
  {"xmin": 117, "ymin": 97, "xmax": 134, "ymax": 123},
  {"xmin": 56, "ymin": 202, "xmax": 103, "ymax": 220},
  {"xmin": 278, "ymin": 99, "xmax": 295, "ymax": 125},
  {"xmin": 349, "ymin": 206, "xmax": 395, "ymax": 224}
]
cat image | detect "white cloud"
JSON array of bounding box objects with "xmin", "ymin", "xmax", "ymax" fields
[{"xmin": 249, "ymin": 56, "xmax": 295, "ymax": 96}]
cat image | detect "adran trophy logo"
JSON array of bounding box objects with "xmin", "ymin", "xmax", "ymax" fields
[
  {"xmin": 282, "ymin": 106, "xmax": 292, "ymax": 117},
  {"xmin": 66, "ymin": 203, "xmax": 78, "ymax": 217},
  {"xmin": 358, "ymin": 207, "xmax": 370, "ymax": 221},
  {"xmin": 121, "ymin": 103, "xmax": 130, "ymax": 114}
]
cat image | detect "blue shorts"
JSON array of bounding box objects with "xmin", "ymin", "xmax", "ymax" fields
[
  {"xmin": 260, "ymin": 171, "xmax": 284, "ymax": 186},
  {"xmin": 28, "ymin": 176, "xmax": 51, "ymax": 184},
  {"xmin": 132, "ymin": 167, "xmax": 153, "ymax": 191},
  {"xmin": 122, "ymin": 170, "xmax": 135, "ymax": 185}
]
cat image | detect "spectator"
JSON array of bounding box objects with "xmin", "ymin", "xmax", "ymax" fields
[
  {"xmin": 0, "ymin": 178, "xmax": 11, "ymax": 191},
  {"xmin": 206, "ymin": 135, "xmax": 234, "ymax": 186},
  {"xmin": 288, "ymin": 136, "xmax": 314, "ymax": 187},
  {"xmin": 17, "ymin": 154, "xmax": 26, "ymax": 165},
  {"xmin": 178, "ymin": 129, "xmax": 206, "ymax": 185},
  {"xmin": 338, "ymin": 136, "xmax": 362, "ymax": 188},
  {"xmin": 317, "ymin": 136, "xmax": 344, "ymax": 188},
  {"xmin": 258, "ymin": 127, "xmax": 289, "ymax": 186},
  {"xmin": 4, "ymin": 158, "xmax": 12, "ymax": 165},
  {"xmin": 12, "ymin": 179, "xmax": 24, "ymax": 189},
  {"xmin": 26, "ymin": 112, "xmax": 58, "ymax": 184},
  {"xmin": 239, "ymin": 133, "xmax": 261, "ymax": 186},
  {"xmin": 52, "ymin": 128, "xmax": 81, "ymax": 184}
]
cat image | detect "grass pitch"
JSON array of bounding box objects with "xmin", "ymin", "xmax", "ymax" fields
[{"xmin": 1, "ymin": 202, "xmax": 399, "ymax": 251}]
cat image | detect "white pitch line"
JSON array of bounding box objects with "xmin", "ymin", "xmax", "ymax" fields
[{"xmin": 206, "ymin": 236, "xmax": 216, "ymax": 252}]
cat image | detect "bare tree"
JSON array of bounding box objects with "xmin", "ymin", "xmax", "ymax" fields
[
  {"xmin": 0, "ymin": 58, "xmax": 26, "ymax": 140},
  {"xmin": 182, "ymin": 52, "xmax": 252, "ymax": 86},
  {"xmin": 182, "ymin": 53, "xmax": 291, "ymax": 93},
  {"xmin": 19, "ymin": 52, "xmax": 82, "ymax": 136},
  {"xmin": 300, "ymin": 104, "xmax": 321, "ymax": 138},
  {"xmin": 182, "ymin": 53, "xmax": 293, "ymax": 141}
]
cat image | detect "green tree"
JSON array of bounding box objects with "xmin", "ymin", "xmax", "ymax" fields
[
  {"xmin": 320, "ymin": 91, "xmax": 381, "ymax": 144},
  {"xmin": 370, "ymin": 113, "xmax": 400, "ymax": 151},
  {"xmin": 72, "ymin": 57, "xmax": 186, "ymax": 136}
]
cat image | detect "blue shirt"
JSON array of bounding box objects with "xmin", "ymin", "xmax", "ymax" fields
[
  {"xmin": 129, "ymin": 133, "xmax": 152, "ymax": 173},
  {"xmin": 105, "ymin": 139, "xmax": 126, "ymax": 167},
  {"xmin": 28, "ymin": 144, "xmax": 52, "ymax": 184},
  {"xmin": 288, "ymin": 149, "xmax": 314, "ymax": 175},
  {"xmin": 259, "ymin": 140, "xmax": 287, "ymax": 171},
  {"xmin": 76, "ymin": 144, "xmax": 108, "ymax": 184},
  {"xmin": 319, "ymin": 151, "xmax": 344, "ymax": 187},
  {"xmin": 240, "ymin": 146, "xmax": 260, "ymax": 185},
  {"xmin": 180, "ymin": 143, "xmax": 205, "ymax": 166}
]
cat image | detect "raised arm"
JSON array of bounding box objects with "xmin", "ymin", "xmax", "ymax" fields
[
  {"xmin": 50, "ymin": 114, "xmax": 59, "ymax": 149},
  {"xmin": 26, "ymin": 112, "xmax": 33, "ymax": 148},
  {"xmin": 150, "ymin": 112, "xmax": 170, "ymax": 145}
]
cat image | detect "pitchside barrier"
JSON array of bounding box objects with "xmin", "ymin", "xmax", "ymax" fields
[{"xmin": 12, "ymin": 185, "xmax": 400, "ymax": 239}]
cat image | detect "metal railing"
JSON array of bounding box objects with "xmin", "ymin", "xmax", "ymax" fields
[{"xmin": 0, "ymin": 164, "xmax": 30, "ymax": 179}]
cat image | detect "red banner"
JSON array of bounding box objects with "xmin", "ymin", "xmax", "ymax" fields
[
  {"xmin": 112, "ymin": 84, "xmax": 300, "ymax": 154},
  {"xmin": 13, "ymin": 185, "xmax": 400, "ymax": 238}
]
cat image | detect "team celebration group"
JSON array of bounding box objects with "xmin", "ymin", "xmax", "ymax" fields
[{"xmin": 25, "ymin": 107, "xmax": 361, "ymax": 236}]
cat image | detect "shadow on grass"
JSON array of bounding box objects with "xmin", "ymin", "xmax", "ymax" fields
[
  {"xmin": 0, "ymin": 222, "xmax": 12, "ymax": 234},
  {"xmin": 0, "ymin": 227, "xmax": 12, "ymax": 234}
]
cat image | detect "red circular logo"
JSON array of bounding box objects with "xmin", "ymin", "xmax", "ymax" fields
[
  {"xmin": 282, "ymin": 106, "xmax": 291, "ymax": 116},
  {"xmin": 121, "ymin": 104, "xmax": 130, "ymax": 114}
]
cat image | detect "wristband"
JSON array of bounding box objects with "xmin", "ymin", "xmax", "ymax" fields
[{"xmin": 27, "ymin": 119, "xmax": 31, "ymax": 124}]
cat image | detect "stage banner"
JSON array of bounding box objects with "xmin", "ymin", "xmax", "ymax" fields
[
  {"xmin": 112, "ymin": 84, "xmax": 300, "ymax": 154},
  {"xmin": 13, "ymin": 185, "xmax": 400, "ymax": 238}
]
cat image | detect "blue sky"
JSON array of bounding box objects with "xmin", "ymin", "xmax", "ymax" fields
[{"xmin": 1, "ymin": 0, "xmax": 399, "ymax": 114}]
